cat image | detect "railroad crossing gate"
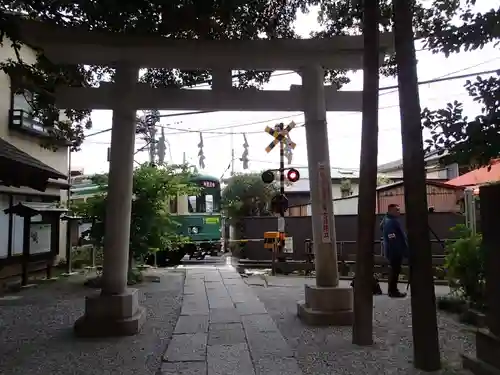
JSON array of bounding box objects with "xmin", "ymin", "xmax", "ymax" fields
[{"xmin": 264, "ymin": 122, "xmax": 296, "ymax": 153}]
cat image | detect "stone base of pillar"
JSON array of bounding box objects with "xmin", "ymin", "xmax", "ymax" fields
[
  {"xmin": 463, "ymin": 329, "xmax": 500, "ymax": 375},
  {"xmin": 74, "ymin": 288, "xmax": 146, "ymax": 337},
  {"xmin": 297, "ymin": 284, "xmax": 353, "ymax": 326}
]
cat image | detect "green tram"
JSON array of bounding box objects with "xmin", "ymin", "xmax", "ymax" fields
[{"xmin": 172, "ymin": 174, "xmax": 223, "ymax": 259}]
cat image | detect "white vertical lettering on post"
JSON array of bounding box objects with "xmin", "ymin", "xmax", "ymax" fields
[{"xmin": 318, "ymin": 162, "xmax": 331, "ymax": 243}]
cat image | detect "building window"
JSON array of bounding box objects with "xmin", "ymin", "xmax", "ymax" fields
[{"xmin": 10, "ymin": 89, "xmax": 53, "ymax": 137}]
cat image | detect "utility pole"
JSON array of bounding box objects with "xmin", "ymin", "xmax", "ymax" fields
[
  {"xmin": 262, "ymin": 122, "xmax": 297, "ymax": 276},
  {"xmin": 353, "ymin": 0, "xmax": 380, "ymax": 346},
  {"xmin": 157, "ymin": 128, "xmax": 166, "ymax": 164},
  {"xmin": 147, "ymin": 126, "xmax": 157, "ymax": 164},
  {"xmin": 393, "ymin": 0, "xmax": 441, "ymax": 370},
  {"xmin": 230, "ymin": 131, "xmax": 235, "ymax": 176},
  {"xmin": 278, "ymin": 124, "xmax": 286, "ymax": 260}
]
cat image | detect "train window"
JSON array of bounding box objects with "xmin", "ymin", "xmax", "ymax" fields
[
  {"xmin": 188, "ymin": 193, "xmax": 219, "ymax": 213},
  {"xmin": 206, "ymin": 195, "xmax": 214, "ymax": 213},
  {"xmin": 188, "ymin": 196, "xmax": 197, "ymax": 213}
]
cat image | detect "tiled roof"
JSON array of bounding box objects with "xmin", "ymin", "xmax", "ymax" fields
[
  {"xmin": 0, "ymin": 137, "xmax": 67, "ymax": 180},
  {"xmin": 447, "ymin": 160, "xmax": 500, "ymax": 187},
  {"xmin": 377, "ymin": 150, "xmax": 449, "ymax": 172}
]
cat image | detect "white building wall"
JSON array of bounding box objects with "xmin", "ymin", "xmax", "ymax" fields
[
  {"xmin": 331, "ymin": 182, "xmax": 359, "ymax": 199},
  {"xmin": 305, "ymin": 195, "xmax": 360, "ymax": 216},
  {"xmin": 334, "ymin": 196, "xmax": 359, "ymax": 215},
  {"xmin": 0, "ymin": 39, "xmax": 69, "ymax": 261}
]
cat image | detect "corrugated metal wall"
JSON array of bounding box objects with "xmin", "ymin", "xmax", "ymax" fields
[
  {"xmin": 288, "ymin": 183, "xmax": 462, "ymax": 216},
  {"xmin": 377, "ymin": 184, "xmax": 461, "ymax": 213}
]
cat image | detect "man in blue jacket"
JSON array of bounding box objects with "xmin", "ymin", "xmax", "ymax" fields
[{"xmin": 381, "ymin": 204, "xmax": 408, "ymax": 298}]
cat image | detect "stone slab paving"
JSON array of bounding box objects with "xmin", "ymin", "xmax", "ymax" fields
[{"xmin": 163, "ymin": 265, "xmax": 303, "ymax": 375}]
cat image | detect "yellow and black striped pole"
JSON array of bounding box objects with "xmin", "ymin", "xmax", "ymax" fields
[{"xmin": 278, "ymin": 123, "xmax": 286, "ymax": 261}]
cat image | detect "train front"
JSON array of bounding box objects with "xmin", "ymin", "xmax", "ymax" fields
[{"xmin": 182, "ymin": 174, "xmax": 222, "ymax": 258}]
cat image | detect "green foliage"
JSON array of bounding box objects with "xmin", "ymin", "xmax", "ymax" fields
[
  {"xmin": 127, "ymin": 269, "xmax": 144, "ymax": 285},
  {"xmin": 422, "ymin": 72, "xmax": 500, "ymax": 168},
  {"xmin": 71, "ymin": 163, "xmax": 199, "ymax": 265},
  {"xmin": 444, "ymin": 224, "xmax": 486, "ymax": 309},
  {"xmin": 376, "ymin": 175, "xmax": 392, "ymax": 186},
  {"xmin": 0, "ymin": 1, "xmax": 306, "ymax": 148},
  {"xmin": 436, "ymin": 295, "xmax": 467, "ymax": 314},
  {"xmin": 70, "ymin": 246, "xmax": 103, "ymax": 269},
  {"xmin": 340, "ymin": 178, "xmax": 353, "ymax": 196},
  {"xmin": 1, "ymin": 0, "xmax": 497, "ymax": 163},
  {"xmin": 312, "ymin": 0, "xmax": 467, "ymax": 77},
  {"xmin": 313, "ymin": 0, "xmax": 499, "ymax": 168},
  {"xmin": 71, "ymin": 196, "xmax": 106, "ymax": 250},
  {"xmin": 419, "ymin": 1, "xmax": 500, "ymax": 168},
  {"xmin": 221, "ymin": 172, "xmax": 278, "ymax": 222}
]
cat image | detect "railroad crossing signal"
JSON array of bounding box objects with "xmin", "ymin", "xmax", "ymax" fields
[
  {"xmin": 264, "ymin": 122, "xmax": 297, "ymax": 153},
  {"xmin": 261, "ymin": 170, "xmax": 275, "ymax": 183},
  {"xmin": 287, "ymin": 168, "xmax": 300, "ymax": 183},
  {"xmin": 271, "ymin": 193, "xmax": 289, "ymax": 214}
]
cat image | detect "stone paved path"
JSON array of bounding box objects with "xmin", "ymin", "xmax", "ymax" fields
[{"xmin": 162, "ymin": 265, "xmax": 302, "ymax": 375}]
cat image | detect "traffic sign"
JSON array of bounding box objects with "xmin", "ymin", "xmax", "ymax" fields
[{"xmin": 264, "ymin": 122, "xmax": 297, "ymax": 153}]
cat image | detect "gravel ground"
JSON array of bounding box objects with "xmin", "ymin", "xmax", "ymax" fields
[
  {"xmin": 249, "ymin": 276, "xmax": 475, "ymax": 375},
  {"xmin": 0, "ymin": 269, "xmax": 184, "ymax": 375}
]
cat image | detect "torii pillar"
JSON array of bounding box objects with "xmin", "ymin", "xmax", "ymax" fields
[
  {"xmin": 74, "ymin": 63, "xmax": 146, "ymax": 337},
  {"xmin": 297, "ymin": 65, "xmax": 353, "ymax": 325}
]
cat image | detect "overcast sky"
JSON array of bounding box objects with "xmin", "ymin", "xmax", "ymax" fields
[{"xmin": 71, "ymin": 4, "xmax": 500, "ymax": 179}]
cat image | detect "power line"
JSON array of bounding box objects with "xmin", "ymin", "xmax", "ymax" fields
[
  {"xmin": 158, "ymin": 89, "xmax": 474, "ymax": 136},
  {"xmin": 160, "ymin": 113, "xmax": 302, "ymax": 133},
  {"xmin": 85, "ymin": 75, "xmax": 300, "ymax": 138},
  {"xmin": 379, "ymin": 57, "xmax": 500, "ymax": 95},
  {"xmin": 160, "ymin": 63, "xmax": 500, "ymax": 135},
  {"xmin": 86, "ymin": 128, "xmax": 112, "ymax": 137},
  {"xmin": 83, "ymin": 63, "xmax": 498, "ymax": 140},
  {"xmin": 84, "ymin": 89, "xmax": 473, "ymax": 144}
]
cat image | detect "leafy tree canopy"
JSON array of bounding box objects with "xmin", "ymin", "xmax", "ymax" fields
[
  {"xmin": 0, "ymin": 0, "xmax": 498, "ymax": 167},
  {"xmin": 415, "ymin": 0, "xmax": 499, "ymax": 168},
  {"xmin": 222, "ymin": 172, "xmax": 278, "ymax": 221},
  {"xmin": 71, "ymin": 163, "xmax": 200, "ymax": 264},
  {"xmin": 0, "ymin": 0, "xmax": 307, "ymax": 149},
  {"xmin": 314, "ymin": 0, "xmax": 499, "ymax": 168}
]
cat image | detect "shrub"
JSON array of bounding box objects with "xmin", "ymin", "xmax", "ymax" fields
[
  {"xmin": 444, "ymin": 224, "xmax": 485, "ymax": 310},
  {"xmin": 436, "ymin": 295, "xmax": 467, "ymax": 314}
]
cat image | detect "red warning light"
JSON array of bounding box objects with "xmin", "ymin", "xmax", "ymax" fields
[{"xmin": 286, "ymin": 168, "xmax": 300, "ymax": 183}]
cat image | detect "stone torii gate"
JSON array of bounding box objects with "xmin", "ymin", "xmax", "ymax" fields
[{"xmin": 19, "ymin": 20, "xmax": 393, "ymax": 336}]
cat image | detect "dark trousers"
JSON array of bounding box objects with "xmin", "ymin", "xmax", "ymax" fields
[{"xmin": 388, "ymin": 256, "xmax": 403, "ymax": 293}]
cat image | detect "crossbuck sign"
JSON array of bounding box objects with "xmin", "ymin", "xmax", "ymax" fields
[{"xmin": 264, "ymin": 121, "xmax": 297, "ymax": 153}]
